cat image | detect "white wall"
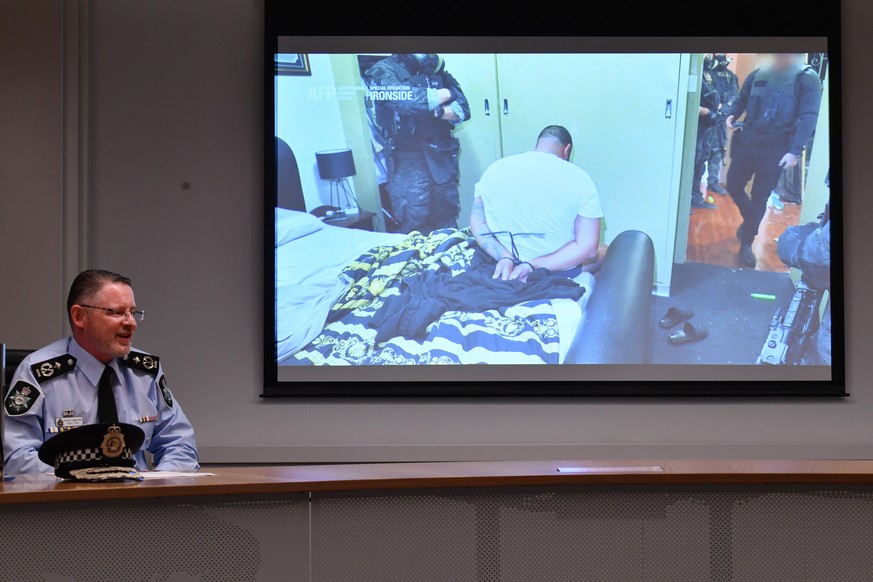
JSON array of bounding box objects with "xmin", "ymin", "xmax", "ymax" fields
[
  {"xmin": 2, "ymin": 0, "xmax": 871, "ymax": 463},
  {"xmin": 276, "ymin": 54, "xmax": 357, "ymax": 210}
]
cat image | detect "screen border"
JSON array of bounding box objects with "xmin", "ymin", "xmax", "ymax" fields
[{"xmin": 263, "ymin": 3, "xmax": 845, "ymax": 398}]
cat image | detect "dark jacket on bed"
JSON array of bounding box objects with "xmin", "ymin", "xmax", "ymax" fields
[{"xmin": 370, "ymin": 252, "xmax": 585, "ymax": 343}]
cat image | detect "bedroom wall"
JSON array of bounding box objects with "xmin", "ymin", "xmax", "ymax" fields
[
  {"xmin": 276, "ymin": 53, "xmax": 359, "ymax": 210},
  {"xmin": 2, "ymin": 0, "xmax": 871, "ymax": 463},
  {"xmin": 801, "ymin": 72, "xmax": 831, "ymax": 225},
  {"xmin": 328, "ymin": 54, "xmax": 383, "ymax": 227}
]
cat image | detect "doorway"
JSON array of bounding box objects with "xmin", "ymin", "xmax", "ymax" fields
[{"xmin": 684, "ymin": 53, "xmax": 826, "ymax": 274}]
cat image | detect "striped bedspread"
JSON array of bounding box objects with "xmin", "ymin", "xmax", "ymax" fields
[{"xmin": 287, "ymin": 228, "xmax": 562, "ymax": 365}]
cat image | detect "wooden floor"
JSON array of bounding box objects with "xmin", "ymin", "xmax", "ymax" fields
[{"xmin": 686, "ymin": 186, "xmax": 801, "ymax": 273}]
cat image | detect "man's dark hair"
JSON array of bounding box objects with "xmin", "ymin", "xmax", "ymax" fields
[
  {"xmin": 67, "ymin": 270, "xmax": 132, "ymax": 325},
  {"xmin": 537, "ymin": 125, "xmax": 573, "ymax": 147}
]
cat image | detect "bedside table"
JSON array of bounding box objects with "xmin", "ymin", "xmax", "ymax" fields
[{"xmin": 322, "ymin": 210, "xmax": 377, "ymax": 232}]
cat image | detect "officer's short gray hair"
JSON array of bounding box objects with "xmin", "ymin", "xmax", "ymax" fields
[
  {"xmin": 537, "ymin": 125, "xmax": 573, "ymax": 147},
  {"xmin": 67, "ymin": 270, "xmax": 133, "ymax": 325}
]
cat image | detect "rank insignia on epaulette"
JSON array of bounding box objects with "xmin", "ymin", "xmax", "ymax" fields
[
  {"xmin": 4, "ymin": 381, "xmax": 41, "ymax": 416},
  {"xmin": 30, "ymin": 355, "xmax": 77, "ymax": 382},
  {"xmin": 119, "ymin": 351, "xmax": 160, "ymax": 376}
]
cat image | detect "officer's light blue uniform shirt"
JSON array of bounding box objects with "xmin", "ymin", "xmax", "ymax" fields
[{"xmin": 3, "ymin": 337, "xmax": 199, "ymax": 474}]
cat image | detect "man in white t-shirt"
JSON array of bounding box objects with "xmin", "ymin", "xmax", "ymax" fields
[{"xmin": 470, "ymin": 125, "xmax": 604, "ymax": 282}]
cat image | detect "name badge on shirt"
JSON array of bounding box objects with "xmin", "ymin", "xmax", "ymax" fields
[{"xmin": 55, "ymin": 416, "xmax": 84, "ymax": 429}]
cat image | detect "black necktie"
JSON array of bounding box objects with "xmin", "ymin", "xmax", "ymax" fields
[{"xmin": 97, "ymin": 366, "xmax": 118, "ymax": 424}]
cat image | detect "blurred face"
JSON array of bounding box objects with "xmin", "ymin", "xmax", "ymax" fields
[
  {"xmin": 70, "ymin": 282, "xmax": 138, "ymax": 364},
  {"xmin": 771, "ymin": 53, "xmax": 802, "ymax": 72}
]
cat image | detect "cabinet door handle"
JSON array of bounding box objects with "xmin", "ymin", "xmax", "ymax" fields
[
  {"xmin": 503, "ymin": 98, "xmax": 509, "ymax": 115},
  {"xmin": 484, "ymin": 99, "xmax": 490, "ymax": 116},
  {"xmin": 665, "ymin": 98, "xmax": 673, "ymax": 119}
]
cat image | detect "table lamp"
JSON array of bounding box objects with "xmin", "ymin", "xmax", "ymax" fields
[{"xmin": 315, "ymin": 149, "xmax": 358, "ymax": 211}]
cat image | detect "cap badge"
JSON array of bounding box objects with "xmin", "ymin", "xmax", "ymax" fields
[{"xmin": 100, "ymin": 424, "xmax": 127, "ymax": 458}]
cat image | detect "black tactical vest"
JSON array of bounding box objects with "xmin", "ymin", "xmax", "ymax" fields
[
  {"xmin": 393, "ymin": 72, "xmax": 452, "ymax": 146},
  {"xmin": 746, "ymin": 65, "xmax": 812, "ymax": 132}
]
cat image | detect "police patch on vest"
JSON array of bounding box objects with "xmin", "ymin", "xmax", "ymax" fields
[
  {"xmin": 4, "ymin": 381, "xmax": 41, "ymax": 416},
  {"xmin": 158, "ymin": 374, "xmax": 174, "ymax": 408},
  {"xmin": 30, "ymin": 355, "xmax": 77, "ymax": 383},
  {"xmin": 120, "ymin": 351, "xmax": 160, "ymax": 376}
]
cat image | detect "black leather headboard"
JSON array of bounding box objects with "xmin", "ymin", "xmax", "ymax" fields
[{"xmin": 276, "ymin": 137, "xmax": 307, "ymax": 212}]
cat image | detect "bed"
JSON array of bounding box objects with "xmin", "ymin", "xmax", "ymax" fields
[{"xmin": 276, "ymin": 208, "xmax": 655, "ymax": 366}]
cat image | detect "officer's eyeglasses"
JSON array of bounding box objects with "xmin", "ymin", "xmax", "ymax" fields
[{"xmin": 79, "ymin": 304, "xmax": 146, "ymax": 322}]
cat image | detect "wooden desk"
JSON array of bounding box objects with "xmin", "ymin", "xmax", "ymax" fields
[
  {"xmin": 4, "ymin": 459, "xmax": 873, "ymax": 505},
  {"xmin": 4, "ymin": 460, "xmax": 873, "ymax": 581}
]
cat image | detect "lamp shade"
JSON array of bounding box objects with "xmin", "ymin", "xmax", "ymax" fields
[{"xmin": 315, "ymin": 149, "xmax": 356, "ymax": 180}]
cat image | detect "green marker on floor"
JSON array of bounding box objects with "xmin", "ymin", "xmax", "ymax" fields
[{"xmin": 751, "ymin": 293, "xmax": 776, "ymax": 301}]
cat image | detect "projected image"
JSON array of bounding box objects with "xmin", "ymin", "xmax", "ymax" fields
[{"xmin": 273, "ymin": 50, "xmax": 831, "ymax": 374}]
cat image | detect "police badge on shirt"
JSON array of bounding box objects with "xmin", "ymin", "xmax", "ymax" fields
[
  {"xmin": 4, "ymin": 381, "xmax": 41, "ymax": 416},
  {"xmin": 158, "ymin": 374, "xmax": 174, "ymax": 408}
]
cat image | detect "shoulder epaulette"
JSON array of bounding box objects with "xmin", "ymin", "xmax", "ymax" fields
[
  {"xmin": 31, "ymin": 354, "xmax": 77, "ymax": 383},
  {"xmin": 119, "ymin": 350, "xmax": 160, "ymax": 376}
]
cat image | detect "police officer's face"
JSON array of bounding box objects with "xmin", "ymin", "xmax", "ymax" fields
[{"xmin": 73, "ymin": 282, "xmax": 138, "ymax": 362}]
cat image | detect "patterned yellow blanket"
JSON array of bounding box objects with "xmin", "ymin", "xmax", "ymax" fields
[{"xmin": 287, "ymin": 228, "xmax": 562, "ymax": 365}]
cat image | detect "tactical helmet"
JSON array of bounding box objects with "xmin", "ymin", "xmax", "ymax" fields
[
  {"xmin": 703, "ymin": 54, "xmax": 717, "ymax": 71},
  {"xmin": 411, "ymin": 53, "xmax": 444, "ymax": 75},
  {"xmin": 714, "ymin": 53, "xmax": 732, "ymax": 68}
]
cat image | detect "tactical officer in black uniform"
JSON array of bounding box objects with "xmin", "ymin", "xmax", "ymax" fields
[
  {"xmin": 725, "ymin": 53, "xmax": 822, "ymax": 267},
  {"xmin": 691, "ymin": 55, "xmax": 722, "ymax": 209},
  {"xmin": 364, "ymin": 54, "xmax": 471, "ymax": 234},
  {"xmin": 706, "ymin": 54, "xmax": 740, "ymax": 195},
  {"xmin": 776, "ymin": 171, "xmax": 831, "ymax": 365}
]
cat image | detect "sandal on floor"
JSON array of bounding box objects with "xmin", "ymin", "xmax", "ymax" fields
[
  {"xmin": 668, "ymin": 322, "xmax": 709, "ymax": 346},
  {"xmin": 658, "ymin": 307, "xmax": 694, "ymax": 329}
]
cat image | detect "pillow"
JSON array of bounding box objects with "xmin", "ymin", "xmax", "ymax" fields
[{"xmin": 276, "ymin": 208, "xmax": 324, "ymax": 246}]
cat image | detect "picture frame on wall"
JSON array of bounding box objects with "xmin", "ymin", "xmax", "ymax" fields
[{"xmin": 275, "ymin": 53, "xmax": 311, "ymax": 76}]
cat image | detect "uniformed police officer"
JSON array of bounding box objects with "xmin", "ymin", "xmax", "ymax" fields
[
  {"xmin": 365, "ymin": 53, "xmax": 471, "ymax": 234},
  {"xmin": 691, "ymin": 55, "xmax": 722, "ymax": 209},
  {"xmin": 3, "ymin": 269, "xmax": 199, "ymax": 474},
  {"xmin": 725, "ymin": 53, "xmax": 822, "ymax": 267},
  {"xmin": 706, "ymin": 53, "xmax": 740, "ymax": 195}
]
